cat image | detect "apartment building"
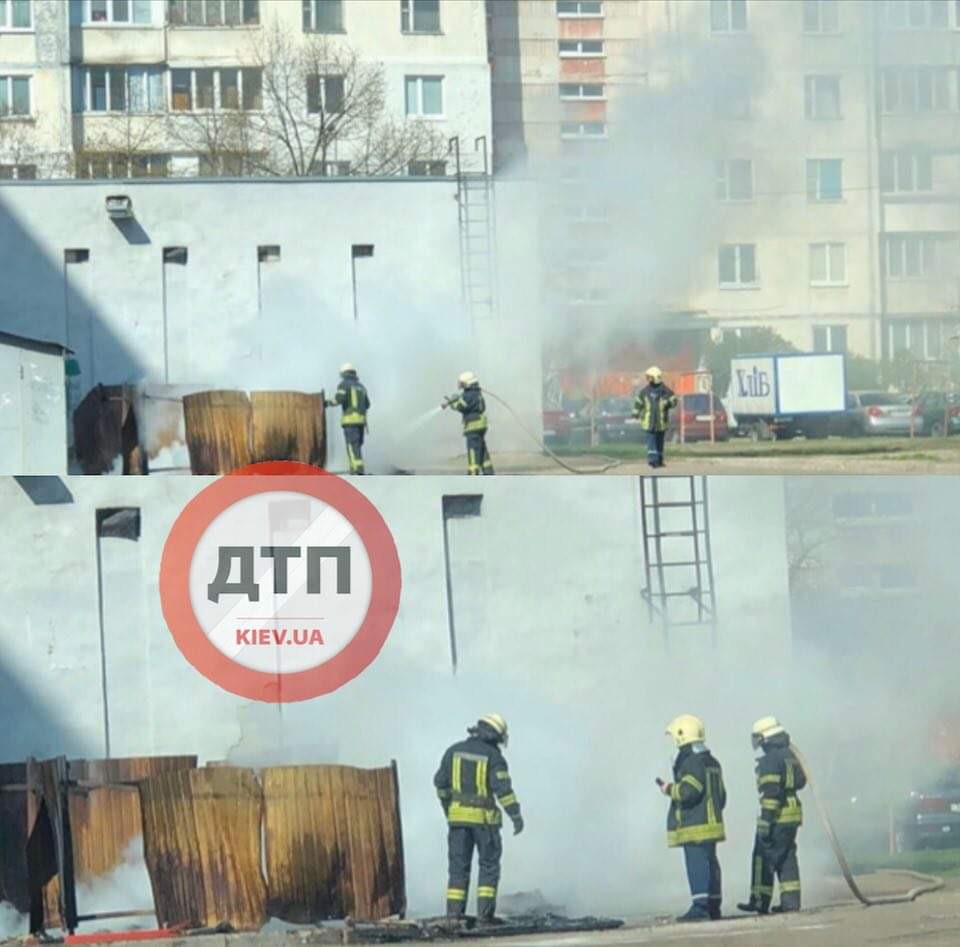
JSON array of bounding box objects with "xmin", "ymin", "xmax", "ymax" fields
[
  {"xmin": 488, "ymin": 0, "xmax": 960, "ymax": 365},
  {"xmin": 0, "ymin": 0, "xmax": 490, "ymax": 179}
]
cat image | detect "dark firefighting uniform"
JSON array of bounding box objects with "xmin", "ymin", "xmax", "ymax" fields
[
  {"xmin": 449, "ymin": 383, "xmax": 494, "ymax": 475},
  {"xmin": 749, "ymin": 732, "xmax": 805, "ymax": 912},
  {"xmin": 633, "ymin": 383, "xmax": 678, "ymax": 468},
  {"xmin": 434, "ymin": 734, "xmax": 521, "ymax": 919},
  {"xmin": 667, "ymin": 744, "xmax": 727, "ymax": 920},
  {"xmin": 326, "ymin": 373, "xmax": 369, "ymax": 474}
]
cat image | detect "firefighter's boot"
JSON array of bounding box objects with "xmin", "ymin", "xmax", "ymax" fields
[{"xmin": 676, "ymin": 901, "xmax": 711, "ymax": 923}]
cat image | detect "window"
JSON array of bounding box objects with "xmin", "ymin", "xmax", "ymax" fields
[
  {"xmin": 169, "ymin": 0, "xmax": 260, "ymax": 26},
  {"xmin": 302, "ymin": 0, "xmax": 341, "ymax": 31},
  {"xmin": 715, "ymin": 73, "xmax": 751, "ymax": 118},
  {"xmin": 559, "ymin": 82, "xmax": 604, "ymax": 99},
  {"xmin": 807, "ymin": 159, "xmax": 842, "ymax": 200},
  {"xmin": 881, "ymin": 67, "xmax": 952, "ymax": 112},
  {"xmin": 0, "ymin": 163, "xmax": 36, "ymax": 178},
  {"xmin": 718, "ymin": 244, "xmax": 757, "ymax": 286},
  {"xmin": 171, "ymin": 67, "xmax": 262, "ymax": 110},
  {"xmin": 309, "ymin": 160, "xmax": 350, "ymax": 175},
  {"xmin": 81, "ymin": 0, "xmax": 154, "ymax": 24},
  {"xmin": 715, "ymin": 159, "xmax": 753, "ymax": 199},
  {"xmin": 711, "ymin": 0, "xmax": 747, "ymax": 32},
  {"xmin": 0, "ymin": 75, "xmax": 30, "ymax": 116},
  {"xmin": 409, "ymin": 160, "xmax": 446, "ymax": 176},
  {"xmin": 306, "ymin": 74, "xmax": 344, "ymax": 113},
  {"xmin": 813, "ymin": 325, "xmax": 847, "ymax": 352},
  {"xmin": 558, "ymin": 39, "xmax": 604, "ymax": 56},
  {"xmin": 879, "ymin": 0, "xmax": 951, "ymax": 29},
  {"xmin": 810, "ymin": 242, "xmax": 847, "ymax": 285},
  {"xmin": 802, "ymin": 0, "xmax": 839, "ymax": 32},
  {"xmin": 560, "ymin": 121, "xmax": 606, "ymax": 138},
  {"xmin": 884, "ymin": 234, "xmax": 942, "ymax": 278},
  {"xmin": 400, "ymin": 0, "xmax": 439, "ymax": 33},
  {"xmin": 0, "ymin": 0, "xmax": 31, "ymax": 29},
  {"xmin": 75, "ymin": 153, "xmax": 170, "ymax": 178},
  {"xmin": 75, "ymin": 66, "xmax": 164, "ymax": 112},
  {"xmin": 880, "ymin": 152, "xmax": 933, "ymax": 193},
  {"xmin": 198, "ymin": 152, "xmax": 258, "ymax": 175},
  {"xmin": 404, "ymin": 75, "xmax": 443, "ymax": 116},
  {"xmin": 557, "ymin": 0, "xmax": 603, "ymax": 14},
  {"xmin": 805, "ymin": 75, "xmax": 841, "ymax": 118},
  {"xmin": 888, "ymin": 318, "xmax": 951, "ymax": 359}
]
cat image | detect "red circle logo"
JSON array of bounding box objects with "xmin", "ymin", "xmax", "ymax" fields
[{"xmin": 159, "ymin": 462, "xmax": 401, "ymax": 702}]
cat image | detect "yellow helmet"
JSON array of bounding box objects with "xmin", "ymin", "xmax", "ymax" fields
[
  {"xmin": 458, "ymin": 371, "xmax": 478, "ymax": 387},
  {"xmin": 665, "ymin": 714, "xmax": 705, "ymax": 748},
  {"xmin": 645, "ymin": 365, "xmax": 663, "ymax": 383},
  {"xmin": 752, "ymin": 715, "xmax": 785, "ymax": 749},
  {"xmin": 340, "ymin": 362, "xmax": 356, "ymax": 375},
  {"xmin": 479, "ymin": 713, "xmax": 508, "ymax": 746}
]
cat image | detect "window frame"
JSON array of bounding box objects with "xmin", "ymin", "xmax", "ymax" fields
[
  {"xmin": 76, "ymin": 64, "xmax": 166, "ymax": 113},
  {"xmin": 880, "ymin": 66, "xmax": 953, "ymax": 113},
  {"xmin": 880, "ymin": 151, "xmax": 934, "ymax": 193},
  {"xmin": 301, "ymin": 0, "xmax": 343, "ymax": 33},
  {"xmin": 884, "ymin": 234, "xmax": 943, "ymax": 280},
  {"xmin": 812, "ymin": 324, "xmax": 848, "ymax": 353},
  {"xmin": 79, "ymin": 0, "xmax": 156, "ymax": 26},
  {"xmin": 804, "ymin": 74, "xmax": 842, "ymax": 120},
  {"xmin": 559, "ymin": 121, "xmax": 607, "ymax": 139},
  {"xmin": 75, "ymin": 151, "xmax": 170, "ymax": 179},
  {"xmin": 718, "ymin": 243, "xmax": 758, "ymax": 288},
  {"xmin": 408, "ymin": 159, "xmax": 447, "ymax": 176},
  {"xmin": 879, "ymin": 0, "xmax": 953, "ymax": 31},
  {"xmin": 0, "ymin": 162, "xmax": 36, "ymax": 179},
  {"xmin": 710, "ymin": 0, "xmax": 748, "ymax": 33},
  {"xmin": 0, "ymin": 0, "xmax": 33, "ymax": 32},
  {"xmin": 557, "ymin": 38, "xmax": 605, "ymax": 58},
  {"xmin": 809, "ymin": 242, "xmax": 847, "ymax": 286},
  {"xmin": 306, "ymin": 72, "xmax": 345, "ymax": 115},
  {"xmin": 715, "ymin": 158, "xmax": 754, "ymax": 201},
  {"xmin": 802, "ymin": 0, "xmax": 840, "ymax": 34},
  {"xmin": 168, "ymin": 0, "xmax": 261, "ymax": 28},
  {"xmin": 556, "ymin": 0, "xmax": 604, "ymax": 16},
  {"xmin": 807, "ymin": 158, "xmax": 843, "ymax": 202},
  {"xmin": 169, "ymin": 66, "xmax": 263, "ymax": 111},
  {"xmin": 0, "ymin": 73, "xmax": 32, "ymax": 118},
  {"xmin": 400, "ymin": 0, "xmax": 441, "ymax": 34},
  {"xmin": 558, "ymin": 82, "xmax": 605, "ymax": 100},
  {"xmin": 404, "ymin": 74, "xmax": 444, "ymax": 118}
]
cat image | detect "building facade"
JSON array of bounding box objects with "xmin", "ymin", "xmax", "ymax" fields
[{"xmin": 0, "ymin": 0, "xmax": 491, "ymax": 179}]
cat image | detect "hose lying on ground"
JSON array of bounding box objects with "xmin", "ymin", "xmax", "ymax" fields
[
  {"xmin": 481, "ymin": 389, "xmax": 622, "ymax": 475},
  {"xmin": 791, "ymin": 743, "xmax": 944, "ymax": 906}
]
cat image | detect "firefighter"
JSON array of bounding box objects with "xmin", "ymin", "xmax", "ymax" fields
[
  {"xmin": 737, "ymin": 716, "xmax": 806, "ymax": 916},
  {"xmin": 325, "ymin": 363, "xmax": 369, "ymax": 475},
  {"xmin": 633, "ymin": 366, "xmax": 678, "ymax": 469},
  {"xmin": 434, "ymin": 714, "xmax": 523, "ymax": 925},
  {"xmin": 660, "ymin": 714, "xmax": 727, "ymax": 923},
  {"xmin": 442, "ymin": 371, "xmax": 494, "ymax": 475}
]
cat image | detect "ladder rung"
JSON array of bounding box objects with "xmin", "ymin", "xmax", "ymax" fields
[
  {"xmin": 663, "ymin": 621, "xmax": 716, "ymax": 629},
  {"xmin": 643, "ymin": 501, "xmax": 704, "ymax": 509},
  {"xmin": 657, "ymin": 561, "xmax": 708, "ymax": 568},
  {"xmin": 647, "ymin": 530, "xmax": 702, "ymax": 539}
]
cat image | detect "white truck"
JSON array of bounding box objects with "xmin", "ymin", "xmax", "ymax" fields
[{"xmin": 725, "ymin": 352, "xmax": 847, "ymax": 441}]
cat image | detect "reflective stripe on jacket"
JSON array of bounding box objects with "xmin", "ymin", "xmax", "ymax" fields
[
  {"xmin": 756, "ymin": 733, "xmax": 806, "ymax": 832},
  {"xmin": 633, "ymin": 383, "xmax": 677, "ymax": 432},
  {"xmin": 434, "ymin": 736, "xmax": 521, "ymax": 827},
  {"xmin": 449, "ymin": 384, "xmax": 488, "ymax": 434},
  {"xmin": 667, "ymin": 744, "xmax": 727, "ymax": 847},
  {"xmin": 327, "ymin": 376, "xmax": 369, "ymax": 427}
]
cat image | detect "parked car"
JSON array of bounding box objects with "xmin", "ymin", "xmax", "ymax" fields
[
  {"xmin": 668, "ymin": 393, "xmax": 730, "ymax": 443},
  {"xmin": 894, "ymin": 767, "xmax": 960, "ymax": 852},
  {"xmin": 542, "ymin": 398, "xmax": 591, "ymax": 446},
  {"xmin": 848, "ymin": 391, "xmax": 924, "ymax": 436},
  {"xmin": 828, "ymin": 393, "xmax": 866, "ymax": 437},
  {"xmin": 595, "ymin": 396, "xmax": 643, "ymax": 444},
  {"xmin": 913, "ymin": 391, "xmax": 960, "ymax": 438}
]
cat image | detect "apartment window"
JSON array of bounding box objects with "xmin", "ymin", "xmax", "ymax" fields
[
  {"xmin": 0, "ymin": 0, "xmax": 31, "ymax": 29},
  {"xmin": 879, "ymin": 0, "xmax": 950, "ymax": 29},
  {"xmin": 558, "ymin": 39, "xmax": 604, "ymax": 57},
  {"xmin": 557, "ymin": 0, "xmax": 603, "ymax": 14},
  {"xmin": 559, "ymin": 83, "xmax": 604, "ymax": 100},
  {"xmin": 884, "ymin": 234, "xmax": 942, "ymax": 278},
  {"xmin": 306, "ymin": 74, "xmax": 344, "ymax": 113},
  {"xmin": 807, "ymin": 159, "xmax": 842, "ymax": 200},
  {"xmin": 198, "ymin": 152, "xmax": 257, "ymax": 175},
  {"xmin": 169, "ymin": 0, "xmax": 260, "ymax": 26},
  {"xmin": 802, "ymin": 0, "xmax": 839, "ymax": 32},
  {"xmin": 0, "ymin": 163, "xmax": 36, "ymax": 178},
  {"xmin": 560, "ymin": 121, "xmax": 606, "ymax": 138},
  {"xmin": 888, "ymin": 318, "xmax": 949, "ymax": 359},
  {"xmin": 718, "ymin": 244, "xmax": 757, "ymax": 286},
  {"xmin": 76, "ymin": 152, "xmax": 169, "ymax": 178},
  {"xmin": 409, "ymin": 160, "xmax": 446, "ymax": 176},
  {"xmin": 0, "ymin": 75, "xmax": 30, "ymax": 116},
  {"xmin": 715, "ymin": 74, "xmax": 751, "ymax": 118},
  {"xmin": 400, "ymin": 0, "xmax": 439, "ymax": 33},
  {"xmin": 76, "ymin": 66, "xmax": 164, "ymax": 112},
  {"xmin": 810, "ymin": 242, "xmax": 846, "ymax": 285},
  {"xmin": 171, "ymin": 67, "xmax": 262, "ymax": 110},
  {"xmin": 813, "ymin": 324, "xmax": 847, "ymax": 353},
  {"xmin": 404, "ymin": 75, "xmax": 443, "ymax": 116},
  {"xmin": 804, "ymin": 75, "xmax": 841, "ymax": 119},
  {"xmin": 711, "ymin": 0, "xmax": 747, "ymax": 32},
  {"xmin": 880, "ymin": 152, "xmax": 933, "ymax": 193},
  {"xmin": 309, "ymin": 159, "xmax": 350, "ymax": 175},
  {"xmin": 302, "ymin": 0, "xmax": 341, "ymax": 31},
  {"xmin": 881, "ymin": 67, "xmax": 951, "ymax": 112},
  {"xmin": 715, "ymin": 159, "xmax": 753, "ymax": 199},
  {"xmin": 81, "ymin": 0, "xmax": 154, "ymax": 24}
]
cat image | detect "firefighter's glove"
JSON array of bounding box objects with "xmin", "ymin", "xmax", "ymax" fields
[
  {"xmin": 512, "ymin": 816, "xmax": 524, "ymax": 836},
  {"xmin": 660, "ymin": 782, "xmax": 673, "ymax": 797}
]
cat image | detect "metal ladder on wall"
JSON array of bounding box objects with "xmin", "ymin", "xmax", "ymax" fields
[
  {"xmin": 639, "ymin": 476, "xmax": 718, "ymax": 644},
  {"xmin": 450, "ymin": 136, "xmax": 497, "ymax": 321}
]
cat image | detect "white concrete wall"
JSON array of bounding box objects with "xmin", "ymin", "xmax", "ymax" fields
[
  {"xmin": 0, "ymin": 473, "xmax": 791, "ymax": 917},
  {"xmin": 0, "ymin": 177, "xmax": 542, "ymax": 467}
]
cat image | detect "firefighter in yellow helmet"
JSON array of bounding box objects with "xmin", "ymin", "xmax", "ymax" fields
[
  {"xmin": 632, "ymin": 366, "xmax": 678, "ymax": 469},
  {"xmin": 434, "ymin": 714, "xmax": 523, "ymax": 925},
  {"xmin": 325, "ymin": 363, "xmax": 370, "ymax": 475},
  {"xmin": 659, "ymin": 714, "xmax": 727, "ymax": 922},
  {"xmin": 442, "ymin": 371, "xmax": 494, "ymax": 475},
  {"xmin": 738, "ymin": 717, "xmax": 806, "ymax": 916}
]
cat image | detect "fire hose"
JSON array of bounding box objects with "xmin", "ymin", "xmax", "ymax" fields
[{"xmin": 791, "ymin": 744, "xmax": 944, "ymax": 906}]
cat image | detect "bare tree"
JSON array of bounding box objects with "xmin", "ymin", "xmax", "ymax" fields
[
  {"xmin": 71, "ymin": 111, "xmax": 168, "ymax": 178},
  {"xmin": 0, "ymin": 109, "xmax": 44, "ymax": 177},
  {"xmin": 166, "ymin": 106, "xmax": 261, "ymax": 176}
]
